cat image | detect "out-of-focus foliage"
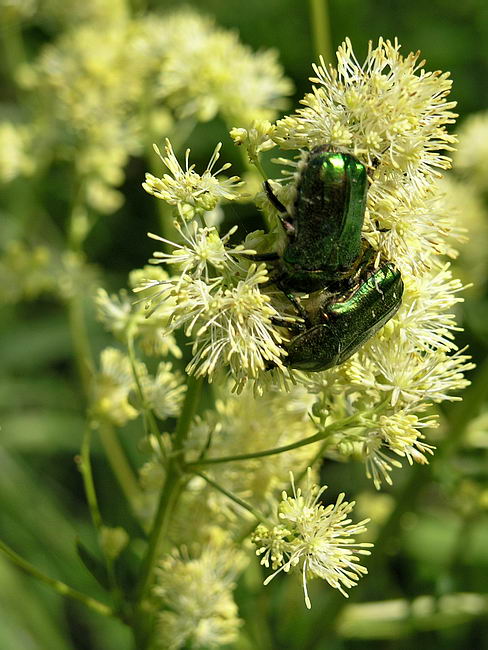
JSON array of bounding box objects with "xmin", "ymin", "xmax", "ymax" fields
[{"xmin": 1, "ymin": 1, "xmax": 488, "ymax": 649}]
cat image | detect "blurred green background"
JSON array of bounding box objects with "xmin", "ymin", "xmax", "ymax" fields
[{"xmin": 1, "ymin": 1, "xmax": 488, "ymax": 649}]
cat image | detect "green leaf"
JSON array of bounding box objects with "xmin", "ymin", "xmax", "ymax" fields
[
  {"xmin": 0, "ymin": 313, "xmax": 72, "ymax": 371},
  {"xmin": 76, "ymin": 539, "xmax": 110, "ymax": 591},
  {"xmin": 1, "ymin": 410, "xmax": 84, "ymax": 451}
]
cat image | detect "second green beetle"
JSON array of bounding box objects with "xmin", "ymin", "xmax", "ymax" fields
[{"xmin": 284, "ymin": 263, "xmax": 403, "ymax": 371}]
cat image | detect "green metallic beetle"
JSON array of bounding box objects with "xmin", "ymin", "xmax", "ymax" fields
[
  {"xmin": 265, "ymin": 145, "xmax": 369, "ymax": 293},
  {"xmin": 284, "ymin": 263, "xmax": 403, "ymax": 371},
  {"xmin": 260, "ymin": 146, "xmax": 404, "ymax": 371}
]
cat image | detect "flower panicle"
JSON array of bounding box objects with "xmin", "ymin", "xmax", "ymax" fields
[
  {"xmin": 135, "ymin": 38, "xmax": 472, "ymax": 489},
  {"xmin": 153, "ymin": 542, "xmax": 247, "ymax": 649}
]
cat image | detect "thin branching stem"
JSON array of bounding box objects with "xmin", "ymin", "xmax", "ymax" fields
[
  {"xmin": 66, "ymin": 175, "xmax": 142, "ymax": 514},
  {"xmin": 194, "ymin": 470, "xmax": 270, "ymax": 526},
  {"xmin": 133, "ymin": 376, "xmax": 204, "ymax": 647},
  {"xmin": 186, "ymin": 410, "xmax": 363, "ymax": 468},
  {"xmin": 0, "ymin": 538, "xmax": 115, "ymax": 619},
  {"xmin": 127, "ymin": 329, "xmax": 166, "ymax": 451},
  {"xmin": 98, "ymin": 424, "xmax": 143, "ymax": 515},
  {"xmin": 80, "ymin": 427, "xmax": 122, "ymax": 607}
]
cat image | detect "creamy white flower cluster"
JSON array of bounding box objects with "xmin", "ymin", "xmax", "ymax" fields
[
  {"xmin": 90, "ymin": 346, "xmax": 185, "ymax": 428},
  {"xmin": 143, "ymin": 140, "xmax": 243, "ymax": 222},
  {"xmin": 121, "ymin": 39, "xmax": 480, "ymax": 628},
  {"xmin": 147, "ymin": 9, "xmax": 293, "ymax": 126},
  {"xmin": 139, "ymin": 40, "xmax": 473, "ymax": 487},
  {"xmin": 252, "ymin": 470, "xmax": 372, "ymax": 608},
  {"xmin": 271, "ymin": 38, "xmax": 459, "ymax": 270},
  {"xmin": 25, "ymin": 8, "xmax": 291, "ymax": 214},
  {"xmin": 138, "ymin": 142, "xmax": 291, "ymax": 387},
  {"xmin": 154, "ymin": 543, "xmax": 246, "ymax": 650},
  {"xmin": 96, "ymin": 266, "xmax": 182, "ymax": 361},
  {"xmin": 237, "ymin": 39, "xmax": 474, "ymax": 487},
  {"xmin": 139, "ymin": 382, "xmax": 320, "ymax": 539}
]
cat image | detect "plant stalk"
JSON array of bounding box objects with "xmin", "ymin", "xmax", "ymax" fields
[
  {"xmin": 133, "ymin": 376, "xmax": 203, "ymax": 647},
  {"xmin": 0, "ymin": 538, "xmax": 114, "ymax": 619},
  {"xmin": 308, "ymin": 0, "xmax": 333, "ymax": 64}
]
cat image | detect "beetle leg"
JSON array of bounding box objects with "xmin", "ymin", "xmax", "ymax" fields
[
  {"xmin": 271, "ymin": 316, "xmax": 306, "ymax": 334},
  {"xmin": 342, "ymin": 243, "xmax": 376, "ymax": 286},
  {"xmin": 241, "ymin": 251, "xmax": 280, "ymax": 261},
  {"xmin": 264, "ymin": 181, "xmax": 295, "ymax": 234},
  {"xmin": 278, "ymin": 285, "xmax": 312, "ymax": 327},
  {"xmin": 262, "ymin": 269, "xmax": 313, "ymax": 327},
  {"xmin": 264, "ymin": 180, "xmax": 287, "ymax": 212}
]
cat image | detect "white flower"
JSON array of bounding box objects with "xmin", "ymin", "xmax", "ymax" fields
[
  {"xmin": 230, "ymin": 119, "xmax": 277, "ymax": 162},
  {"xmin": 95, "ymin": 288, "xmax": 132, "ymax": 337},
  {"xmin": 273, "ymin": 38, "xmax": 456, "ymax": 179},
  {"xmin": 355, "ymin": 344, "xmax": 473, "ymax": 407},
  {"xmin": 147, "ymin": 222, "xmax": 253, "ymax": 282},
  {"xmin": 153, "ymin": 10, "xmax": 292, "ymax": 125},
  {"xmin": 252, "ymin": 470, "xmax": 372, "ymax": 608},
  {"xmin": 91, "ymin": 347, "xmax": 143, "ymax": 426},
  {"xmin": 393, "ymin": 264, "xmax": 464, "ymax": 352},
  {"xmin": 143, "ymin": 140, "xmax": 243, "ymax": 220},
  {"xmin": 142, "ymin": 362, "xmax": 186, "ymax": 420},
  {"xmin": 183, "ymin": 265, "xmax": 288, "ymax": 383},
  {"xmin": 154, "ymin": 543, "xmax": 246, "ymax": 650},
  {"xmin": 362, "ymin": 411, "xmax": 436, "ymax": 488},
  {"xmin": 454, "ymin": 110, "xmax": 488, "ymax": 191}
]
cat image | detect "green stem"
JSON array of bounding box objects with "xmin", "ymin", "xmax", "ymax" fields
[
  {"xmin": 66, "ymin": 175, "xmax": 142, "ymax": 515},
  {"xmin": 80, "ymin": 427, "xmax": 122, "ymax": 606},
  {"xmin": 131, "ymin": 377, "xmax": 204, "ymax": 647},
  {"xmin": 308, "ymin": 0, "xmax": 333, "ymax": 64},
  {"xmin": 67, "ymin": 275, "xmax": 142, "ymax": 515},
  {"xmin": 66, "ymin": 176, "xmax": 94, "ymax": 395},
  {"xmin": 67, "ymin": 293, "xmax": 94, "ymax": 397},
  {"xmin": 187, "ymin": 432, "xmax": 324, "ymax": 467},
  {"xmin": 134, "ymin": 376, "xmax": 203, "ymax": 640},
  {"xmin": 250, "ymin": 155, "xmax": 268, "ymax": 182},
  {"xmin": 0, "ymin": 17, "xmax": 26, "ymax": 91},
  {"xmin": 134, "ymin": 465, "xmax": 184, "ymax": 605},
  {"xmin": 80, "ymin": 427, "xmax": 103, "ymax": 531},
  {"xmin": 145, "ymin": 118, "xmax": 196, "ymax": 251},
  {"xmin": 127, "ymin": 329, "xmax": 164, "ymax": 450},
  {"xmin": 0, "ymin": 538, "xmax": 114, "ymax": 619},
  {"xmin": 186, "ymin": 411, "xmax": 361, "ymax": 468},
  {"xmin": 195, "ymin": 471, "xmax": 269, "ymax": 526},
  {"xmin": 173, "ymin": 375, "xmax": 203, "ymax": 449},
  {"xmin": 99, "ymin": 424, "xmax": 143, "ymax": 516}
]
